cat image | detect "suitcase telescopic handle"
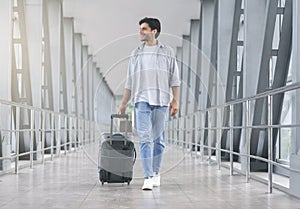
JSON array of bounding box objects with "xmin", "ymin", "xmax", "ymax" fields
[
  {"xmin": 111, "ymin": 114, "xmax": 128, "ymax": 120},
  {"xmin": 110, "ymin": 114, "xmax": 129, "ymax": 145}
]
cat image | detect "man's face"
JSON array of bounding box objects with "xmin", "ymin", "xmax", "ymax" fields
[{"xmin": 139, "ymin": 23, "xmax": 156, "ymax": 41}]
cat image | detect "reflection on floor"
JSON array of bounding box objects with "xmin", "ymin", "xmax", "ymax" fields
[{"xmin": 1, "ymin": 142, "xmax": 300, "ymax": 209}]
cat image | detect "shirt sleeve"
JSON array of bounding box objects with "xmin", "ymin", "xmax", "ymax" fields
[
  {"xmin": 169, "ymin": 49, "xmax": 181, "ymax": 87},
  {"xmin": 124, "ymin": 54, "xmax": 133, "ymax": 90}
]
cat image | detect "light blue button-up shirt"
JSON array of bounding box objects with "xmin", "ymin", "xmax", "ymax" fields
[{"xmin": 125, "ymin": 41, "xmax": 181, "ymax": 106}]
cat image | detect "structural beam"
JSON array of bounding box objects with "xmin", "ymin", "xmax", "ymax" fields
[
  {"xmin": 241, "ymin": 0, "xmax": 267, "ymax": 171},
  {"xmin": 0, "ymin": 0, "xmax": 12, "ymax": 170},
  {"xmin": 219, "ymin": 0, "xmax": 243, "ymax": 161},
  {"xmin": 290, "ymin": 0, "xmax": 300, "ymax": 198},
  {"xmin": 249, "ymin": 0, "xmax": 278, "ymax": 170},
  {"xmin": 74, "ymin": 33, "xmax": 84, "ymax": 118},
  {"xmin": 63, "ymin": 17, "xmax": 77, "ymax": 116}
]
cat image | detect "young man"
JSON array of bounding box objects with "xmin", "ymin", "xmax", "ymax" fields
[{"xmin": 118, "ymin": 17, "xmax": 180, "ymax": 190}]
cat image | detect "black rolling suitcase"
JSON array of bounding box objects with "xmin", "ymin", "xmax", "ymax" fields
[{"xmin": 98, "ymin": 114, "xmax": 136, "ymax": 185}]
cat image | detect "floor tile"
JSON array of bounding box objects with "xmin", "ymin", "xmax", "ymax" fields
[{"xmin": 1, "ymin": 143, "xmax": 300, "ymax": 209}]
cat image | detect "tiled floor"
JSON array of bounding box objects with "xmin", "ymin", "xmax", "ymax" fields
[{"xmin": 1, "ymin": 142, "xmax": 300, "ymax": 209}]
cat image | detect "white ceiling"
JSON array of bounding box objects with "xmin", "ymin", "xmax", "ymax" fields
[{"xmin": 63, "ymin": 0, "xmax": 201, "ymax": 95}]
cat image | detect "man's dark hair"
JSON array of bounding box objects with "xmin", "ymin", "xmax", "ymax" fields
[{"xmin": 139, "ymin": 17, "xmax": 161, "ymax": 38}]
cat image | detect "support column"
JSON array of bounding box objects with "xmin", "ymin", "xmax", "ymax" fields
[
  {"xmin": 26, "ymin": 0, "xmax": 42, "ymax": 109},
  {"xmin": 176, "ymin": 47, "xmax": 183, "ymax": 117},
  {"xmin": 63, "ymin": 17, "xmax": 77, "ymax": 148},
  {"xmin": 74, "ymin": 33, "xmax": 84, "ymax": 118},
  {"xmin": 63, "ymin": 17, "xmax": 76, "ymax": 115},
  {"xmin": 189, "ymin": 19, "xmax": 200, "ymax": 113},
  {"xmin": 96, "ymin": 73, "xmax": 104, "ymax": 125},
  {"xmin": 182, "ymin": 35, "xmax": 190, "ymax": 117},
  {"xmin": 241, "ymin": 0, "xmax": 267, "ymax": 172},
  {"xmin": 249, "ymin": 0, "xmax": 278, "ymax": 171},
  {"xmin": 97, "ymin": 77, "xmax": 114, "ymax": 127},
  {"xmin": 189, "ymin": 20, "xmax": 200, "ymax": 150},
  {"xmin": 48, "ymin": 0, "xmax": 67, "ymax": 153},
  {"xmin": 269, "ymin": 0, "xmax": 292, "ymax": 162},
  {"xmin": 59, "ymin": 4, "xmax": 67, "ymax": 115},
  {"xmin": 182, "ymin": 35, "xmax": 190, "ymax": 146},
  {"xmin": 82, "ymin": 46, "xmax": 89, "ymax": 120},
  {"xmin": 200, "ymin": 0, "xmax": 215, "ymax": 111},
  {"xmin": 11, "ymin": 0, "xmax": 34, "ymax": 160},
  {"xmin": 201, "ymin": 0, "xmax": 217, "ymax": 151},
  {"xmin": 218, "ymin": 0, "xmax": 242, "ymax": 161},
  {"xmin": 196, "ymin": 4, "xmax": 203, "ymax": 112},
  {"xmin": 92, "ymin": 62, "xmax": 97, "ymax": 121},
  {"xmin": 25, "ymin": 0, "xmax": 43, "ymax": 160},
  {"xmin": 87, "ymin": 55, "xmax": 94, "ymax": 141},
  {"xmin": 87, "ymin": 55, "xmax": 93, "ymax": 121},
  {"xmin": 0, "ymin": 0, "xmax": 12, "ymax": 170},
  {"xmin": 290, "ymin": 0, "xmax": 300, "ymax": 198},
  {"xmin": 94, "ymin": 68, "xmax": 101, "ymax": 123},
  {"xmin": 41, "ymin": 0, "xmax": 54, "ymax": 153},
  {"xmin": 217, "ymin": 0, "xmax": 236, "ymax": 107},
  {"xmin": 48, "ymin": 0, "xmax": 61, "ymax": 113},
  {"xmin": 81, "ymin": 46, "xmax": 89, "ymax": 142}
]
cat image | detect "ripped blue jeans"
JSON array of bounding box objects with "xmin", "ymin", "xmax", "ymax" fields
[{"xmin": 135, "ymin": 102, "xmax": 168, "ymax": 178}]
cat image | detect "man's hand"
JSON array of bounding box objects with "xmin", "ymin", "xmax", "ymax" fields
[
  {"xmin": 118, "ymin": 89, "xmax": 131, "ymax": 114},
  {"xmin": 169, "ymin": 99, "xmax": 179, "ymax": 116},
  {"xmin": 118, "ymin": 104, "xmax": 127, "ymax": 114}
]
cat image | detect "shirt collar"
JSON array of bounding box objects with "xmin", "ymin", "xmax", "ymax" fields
[{"xmin": 137, "ymin": 40, "xmax": 165, "ymax": 51}]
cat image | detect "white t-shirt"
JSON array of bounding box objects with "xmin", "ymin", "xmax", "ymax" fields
[{"xmin": 125, "ymin": 42, "xmax": 181, "ymax": 106}]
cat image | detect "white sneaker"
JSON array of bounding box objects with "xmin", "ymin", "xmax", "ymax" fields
[
  {"xmin": 153, "ymin": 173, "xmax": 160, "ymax": 187},
  {"xmin": 142, "ymin": 178, "xmax": 153, "ymax": 190}
]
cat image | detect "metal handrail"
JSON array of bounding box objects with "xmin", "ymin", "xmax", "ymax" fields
[
  {"xmin": 167, "ymin": 82, "xmax": 300, "ymax": 194},
  {"xmin": 177, "ymin": 82, "xmax": 300, "ymax": 118},
  {"xmin": 0, "ymin": 100, "xmax": 99, "ymax": 175},
  {"xmin": 0, "ymin": 98, "xmax": 83, "ymax": 118}
]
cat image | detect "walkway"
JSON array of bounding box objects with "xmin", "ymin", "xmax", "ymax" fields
[{"xmin": 1, "ymin": 141, "xmax": 300, "ymax": 209}]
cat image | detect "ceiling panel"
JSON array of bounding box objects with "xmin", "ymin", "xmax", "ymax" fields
[{"xmin": 63, "ymin": 0, "xmax": 200, "ymax": 95}]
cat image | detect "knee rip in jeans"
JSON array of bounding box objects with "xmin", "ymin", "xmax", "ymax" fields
[{"xmin": 137, "ymin": 131, "xmax": 151, "ymax": 143}]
